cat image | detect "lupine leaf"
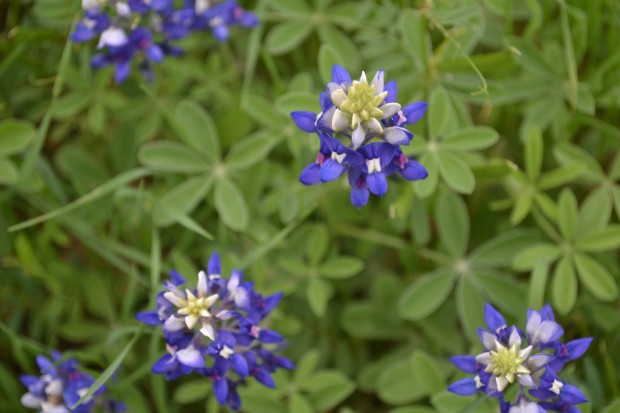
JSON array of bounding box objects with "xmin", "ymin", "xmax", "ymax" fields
[
  {"xmin": 437, "ymin": 150, "xmax": 476, "ymax": 194},
  {"xmin": 0, "ymin": 119, "xmax": 35, "ymax": 156},
  {"xmin": 442, "ymin": 127, "xmax": 499, "ymax": 151},
  {"xmin": 410, "ymin": 351, "xmax": 444, "ymax": 395},
  {"xmin": 574, "ymin": 253, "xmax": 618, "ymax": 301},
  {"xmin": 398, "ymin": 270, "xmax": 454, "ymax": 321},
  {"xmin": 174, "ymin": 100, "xmax": 221, "ymax": 161},
  {"xmin": 552, "ymin": 256, "xmax": 577, "ymax": 315},
  {"xmin": 266, "ymin": 21, "xmax": 314, "ymax": 55},
  {"xmin": 307, "ymin": 277, "xmax": 332, "ymax": 317},
  {"xmin": 436, "ymin": 191, "xmax": 469, "ymax": 257},
  {"xmin": 557, "ymin": 188, "xmax": 578, "ymax": 241},
  {"xmin": 319, "ymin": 256, "xmax": 364, "ymax": 279},
  {"xmin": 214, "ymin": 177, "xmax": 249, "ymax": 231},
  {"xmin": 138, "ymin": 141, "xmax": 211, "ymax": 173}
]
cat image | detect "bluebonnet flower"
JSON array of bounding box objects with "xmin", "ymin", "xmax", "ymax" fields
[
  {"xmin": 71, "ymin": 0, "xmax": 258, "ymax": 83},
  {"xmin": 20, "ymin": 352, "xmax": 125, "ymax": 413},
  {"xmin": 291, "ymin": 65, "xmax": 428, "ymax": 207},
  {"xmin": 448, "ymin": 303, "xmax": 591, "ymax": 413},
  {"xmin": 136, "ymin": 252, "xmax": 293, "ymax": 410}
]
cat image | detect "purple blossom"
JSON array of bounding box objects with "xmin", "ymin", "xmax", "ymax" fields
[
  {"xmin": 136, "ymin": 252, "xmax": 293, "ymax": 410},
  {"xmin": 448, "ymin": 303, "xmax": 591, "ymax": 413}
]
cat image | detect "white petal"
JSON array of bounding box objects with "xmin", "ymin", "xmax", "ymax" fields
[
  {"xmin": 331, "ymin": 88, "xmax": 348, "ymax": 106},
  {"xmin": 371, "ymin": 69, "xmax": 384, "ymax": 93},
  {"xmin": 163, "ymin": 291, "xmax": 186, "ymax": 308},
  {"xmin": 176, "ymin": 345, "xmax": 204, "ymax": 368},
  {"xmin": 384, "ymin": 127, "xmax": 409, "ymax": 145},
  {"xmin": 366, "ymin": 117, "xmax": 383, "ymax": 133},
  {"xmin": 352, "ymin": 124, "xmax": 366, "ymax": 149},
  {"xmin": 475, "ymin": 352, "xmax": 492, "ymax": 366},
  {"xmin": 517, "ymin": 374, "xmax": 535, "ymax": 387},
  {"xmin": 21, "ymin": 393, "xmax": 42, "ymax": 408},
  {"xmin": 508, "ymin": 327, "xmax": 521, "ymax": 347},
  {"xmin": 526, "ymin": 310, "xmax": 541, "ymax": 338},
  {"xmin": 518, "ymin": 345, "xmax": 533, "ymax": 360},
  {"xmin": 380, "ymin": 102, "xmax": 400, "ymax": 118},
  {"xmin": 200, "ymin": 321, "xmax": 216, "ymax": 340},
  {"xmin": 204, "ymin": 294, "xmax": 219, "ymax": 308},
  {"xmin": 332, "ymin": 109, "xmax": 351, "ymax": 131},
  {"xmin": 327, "ymin": 82, "xmax": 345, "ymax": 94},
  {"xmin": 164, "ymin": 315, "xmax": 186, "ymax": 331},
  {"xmin": 185, "ymin": 314, "xmax": 199, "ymax": 329},
  {"xmin": 197, "ymin": 271, "xmax": 208, "ymax": 298},
  {"xmin": 45, "ymin": 379, "xmax": 63, "ymax": 396},
  {"xmin": 480, "ymin": 331, "xmax": 497, "ymax": 350},
  {"xmin": 97, "ymin": 27, "xmax": 128, "ymax": 49},
  {"xmin": 495, "ymin": 375, "xmax": 509, "ymax": 391},
  {"xmin": 116, "ymin": 2, "xmax": 131, "ymax": 17},
  {"xmin": 359, "ymin": 71, "xmax": 367, "ymax": 84}
]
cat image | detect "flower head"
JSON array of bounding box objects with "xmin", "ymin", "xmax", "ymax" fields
[
  {"xmin": 448, "ymin": 303, "xmax": 591, "ymax": 413},
  {"xmin": 137, "ymin": 252, "xmax": 293, "ymax": 410},
  {"xmin": 291, "ymin": 64, "xmax": 428, "ymax": 207},
  {"xmin": 20, "ymin": 352, "xmax": 125, "ymax": 413},
  {"xmin": 71, "ymin": 0, "xmax": 258, "ymax": 83}
]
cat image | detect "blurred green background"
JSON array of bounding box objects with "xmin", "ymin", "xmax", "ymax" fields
[{"xmin": 1, "ymin": 0, "xmax": 619, "ymax": 412}]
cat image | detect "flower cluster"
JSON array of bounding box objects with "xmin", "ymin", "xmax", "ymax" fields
[
  {"xmin": 136, "ymin": 252, "xmax": 293, "ymax": 410},
  {"xmin": 448, "ymin": 303, "xmax": 592, "ymax": 413},
  {"xmin": 72, "ymin": 0, "xmax": 258, "ymax": 83},
  {"xmin": 291, "ymin": 64, "xmax": 428, "ymax": 208},
  {"xmin": 20, "ymin": 352, "xmax": 125, "ymax": 413}
]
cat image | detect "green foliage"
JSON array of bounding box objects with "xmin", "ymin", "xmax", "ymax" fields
[{"xmin": 1, "ymin": 0, "xmax": 620, "ymax": 412}]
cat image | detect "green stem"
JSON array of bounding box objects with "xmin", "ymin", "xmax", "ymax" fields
[{"xmin": 557, "ymin": 0, "xmax": 579, "ymax": 111}]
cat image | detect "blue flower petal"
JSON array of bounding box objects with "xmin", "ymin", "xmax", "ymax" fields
[
  {"xmin": 401, "ymin": 101, "xmax": 427, "ymax": 125},
  {"xmin": 448, "ymin": 378, "xmax": 478, "ymax": 396},
  {"xmin": 320, "ymin": 159, "xmax": 345, "ymax": 182},
  {"xmin": 230, "ymin": 353, "xmax": 249, "ymax": 377},
  {"xmin": 299, "ymin": 163, "xmax": 322, "ymax": 185},
  {"xmin": 450, "ymin": 355, "xmax": 478, "ymax": 374},
  {"xmin": 484, "ymin": 303, "xmax": 507, "ymax": 333},
  {"xmin": 366, "ymin": 172, "xmax": 387, "ymax": 196},
  {"xmin": 213, "ymin": 377, "xmax": 229, "ymax": 405},
  {"xmin": 331, "ymin": 64, "xmax": 351, "ymax": 84},
  {"xmin": 290, "ymin": 111, "xmax": 317, "ymax": 133},
  {"xmin": 400, "ymin": 160, "xmax": 428, "ymax": 181},
  {"xmin": 136, "ymin": 311, "xmax": 162, "ymax": 325}
]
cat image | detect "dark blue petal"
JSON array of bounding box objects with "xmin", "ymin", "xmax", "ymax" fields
[
  {"xmin": 36, "ymin": 356, "xmax": 55, "ymax": 375},
  {"xmin": 115, "ymin": 61, "xmax": 131, "ymax": 83},
  {"xmin": 259, "ymin": 329, "xmax": 284, "ymax": 343},
  {"xmin": 170, "ymin": 269, "xmax": 186, "ymax": 286},
  {"xmin": 566, "ymin": 337, "xmax": 593, "ymax": 361},
  {"xmin": 320, "ymin": 159, "xmax": 345, "ymax": 182},
  {"xmin": 450, "ymin": 355, "xmax": 478, "ymax": 374},
  {"xmin": 350, "ymin": 186, "xmax": 369, "ymax": 208},
  {"xmin": 448, "ymin": 378, "xmax": 478, "ymax": 396},
  {"xmin": 299, "ymin": 163, "xmax": 322, "ymax": 185},
  {"xmin": 230, "ymin": 353, "xmax": 249, "ymax": 377},
  {"xmin": 366, "ymin": 172, "xmax": 387, "ymax": 196},
  {"xmin": 400, "ymin": 160, "xmax": 428, "ymax": 181},
  {"xmin": 291, "ymin": 111, "xmax": 317, "ymax": 133},
  {"xmin": 212, "ymin": 25, "xmax": 229, "ymax": 42},
  {"xmin": 152, "ymin": 354, "xmax": 177, "ymax": 373},
  {"xmin": 562, "ymin": 384, "xmax": 588, "ymax": 404},
  {"xmin": 213, "ymin": 378, "xmax": 229, "ymax": 405},
  {"xmin": 384, "ymin": 80, "xmax": 398, "ymax": 103},
  {"xmin": 540, "ymin": 303, "xmax": 556, "ymax": 320},
  {"xmin": 401, "ymin": 101, "xmax": 427, "ymax": 125},
  {"xmin": 331, "ymin": 64, "xmax": 351, "ymax": 84},
  {"xmin": 378, "ymin": 143, "xmax": 396, "ymax": 167},
  {"xmin": 146, "ymin": 44, "xmax": 164, "ymax": 62},
  {"xmin": 208, "ymin": 252, "xmax": 221, "ymax": 276},
  {"xmin": 91, "ymin": 53, "xmax": 110, "ymax": 69},
  {"xmin": 135, "ymin": 311, "xmax": 162, "ymax": 325},
  {"xmin": 484, "ymin": 303, "xmax": 507, "ymax": 332},
  {"xmin": 254, "ymin": 368, "xmax": 276, "ymax": 388}
]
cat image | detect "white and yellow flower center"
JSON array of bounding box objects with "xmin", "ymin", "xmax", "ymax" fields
[
  {"xmin": 331, "ymin": 76, "xmax": 388, "ymax": 130},
  {"xmin": 484, "ymin": 341, "xmax": 531, "ymax": 388},
  {"xmin": 165, "ymin": 290, "xmax": 219, "ymax": 330}
]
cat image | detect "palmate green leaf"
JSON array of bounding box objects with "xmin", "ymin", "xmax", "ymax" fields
[
  {"xmin": 429, "ymin": 87, "xmax": 453, "ymax": 138},
  {"xmin": 289, "ymin": 393, "xmax": 314, "ymax": 413},
  {"xmin": 153, "ymin": 174, "xmax": 213, "ymax": 226},
  {"xmin": 400, "ymin": 9, "xmax": 429, "ymax": 69},
  {"xmin": 266, "ymin": 0, "xmax": 310, "ymax": 13},
  {"xmin": 552, "ymin": 256, "xmax": 577, "ymax": 315},
  {"xmin": 341, "ymin": 302, "xmax": 408, "ymax": 340},
  {"xmin": 318, "ymin": 43, "xmax": 345, "ymax": 84},
  {"xmin": 242, "ymin": 395, "xmax": 287, "ymax": 413},
  {"xmin": 414, "ymin": 153, "xmax": 438, "ymax": 198},
  {"xmin": 52, "ymin": 92, "xmax": 92, "ymax": 119},
  {"xmin": 513, "ymin": 243, "xmax": 561, "ymax": 270},
  {"xmin": 528, "ymin": 262, "xmax": 549, "ymax": 310},
  {"xmin": 266, "ymin": 21, "xmax": 314, "ymax": 55},
  {"xmin": 87, "ymin": 102, "xmax": 105, "ymax": 135},
  {"xmin": 557, "ymin": 188, "xmax": 578, "ymax": 241},
  {"xmin": 456, "ymin": 276, "xmax": 485, "ymax": 342},
  {"xmin": 389, "ymin": 407, "xmax": 436, "ymax": 413},
  {"xmin": 469, "ymin": 229, "xmax": 538, "ymax": 267},
  {"xmin": 294, "ymin": 349, "xmax": 320, "ymax": 384},
  {"xmin": 225, "ymin": 131, "xmax": 280, "ymax": 171},
  {"xmin": 576, "ymin": 226, "xmax": 620, "ymax": 252},
  {"xmin": 436, "ymin": 191, "xmax": 469, "ymax": 257},
  {"xmin": 214, "ymin": 177, "xmax": 249, "ymax": 231},
  {"xmin": 410, "ymin": 351, "xmax": 444, "ymax": 396},
  {"xmin": 306, "ymin": 224, "xmax": 328, "ymax": 265},
  {"xmin": 442, "ymin": 126, "xmax": 499, "ymax": 151},
  {"xmin": 174, "ymin": 100, "xmax": 221, "ymax": 161},
  {"xmin": 0, "ymin": 119, "xmax": 35, "ymax": 156},
  {"xmin": 553, "ymin": 142, "xmax": 603, "ymax": 181},
  {"xmin": 241, "ymin": 94, "xmax": 284, "ymax": 126},
  {"xmin": 307, "ymin": 277, "xmax": 332, "ymax": 317},
  {"xmin": 0, "ymin": 158, "xmax": 18, "ymax": 185},
  {"xmin": 573, "ymin": 253, "xmax": 618, "ymax": 301},
  {"xmin": 377, "ymin": 361, "xmax": 425, "ymax": 405},
  {"xmin": 576, "ymin": 187, "xmax": 611, "ymax": 237},
  {"xmin": 475, "ymin": 271, "xmax": 526, "ymax": 317},
  {"xmin": 276, "ymin": 91, "xmax": 318, "ymax": 114},
  {"xmin": 398, "ymin": 270, "xmax": 454, "ymax": 321},
  {"xmin": 138, "ymin": 141, "xmax": 211, "ymax": 173},
  {"xmin": 538, "ymin": 164, "xmax": 584, "ymax": 190},
  {"xmin": 510, "ymin": 189, "xmax": 534, "ymax": 225},
  {"xmin": 437, "ymin": 150, "xmax": 475, "ymax": 194},
  {"xmin": 306, "ymin": 370, "xmax": 356, "ymax": 411},
  {"xmin": 524, "ymin": 125, "xmax": 543, "ymax": 181},
  {"xmin": 317, "ymin": 24, "xmax": 360, "ymax": 73},
  {"xmin": 319, "ymin": 256, "xmax": 364, "ymax": 279}
]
